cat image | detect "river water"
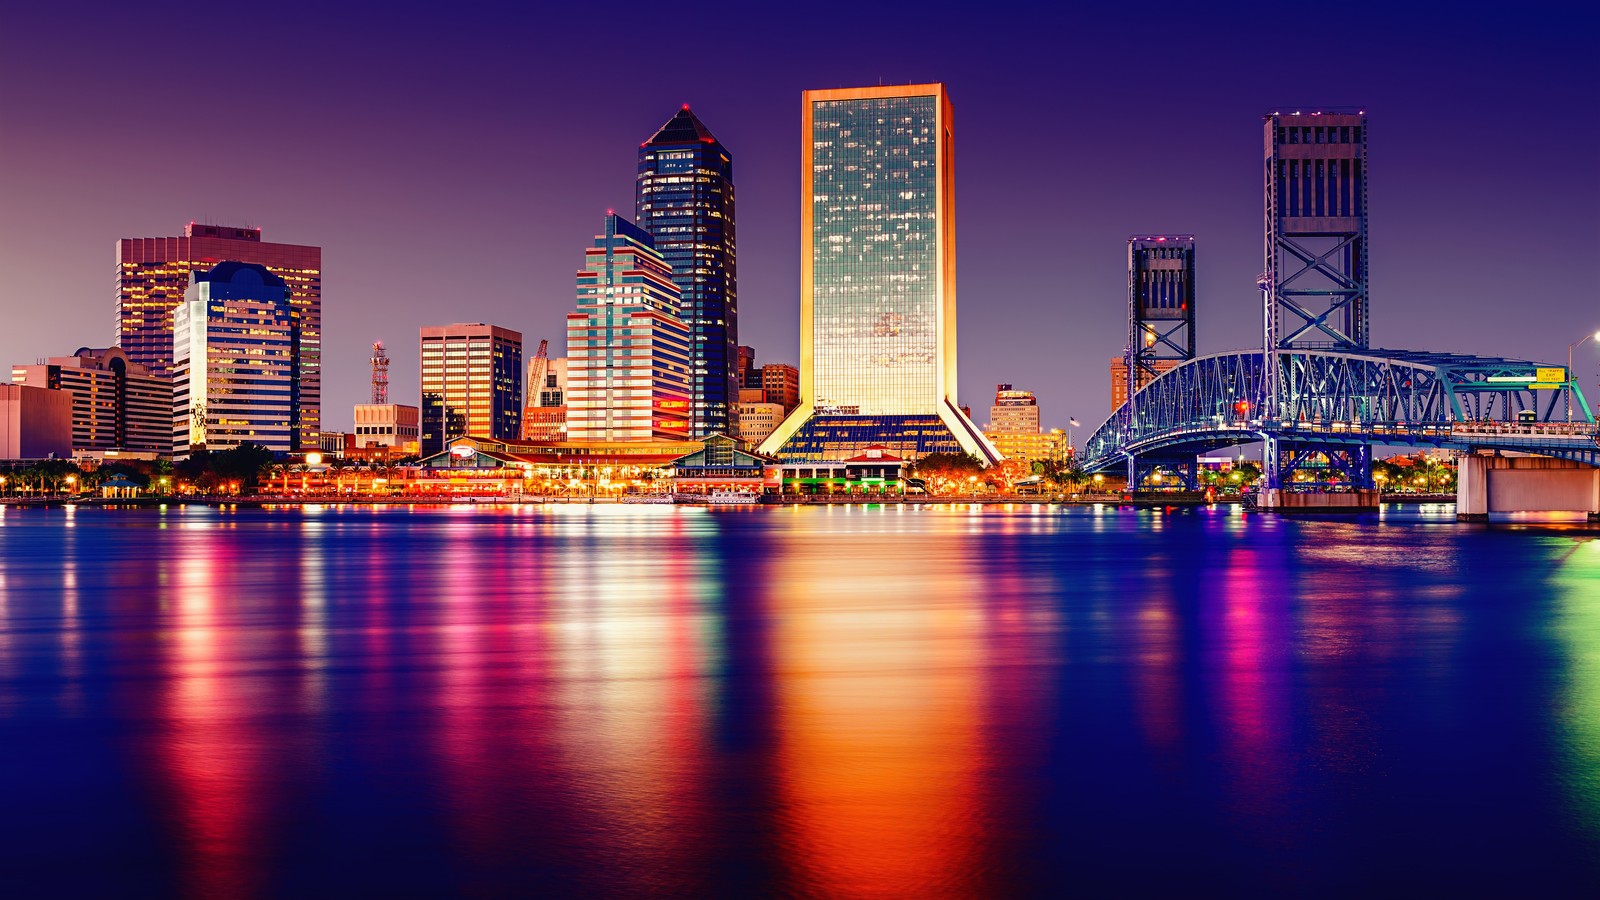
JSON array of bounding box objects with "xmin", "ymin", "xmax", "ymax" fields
[{"xmin": 0, "ymin": 503, "xmax": 1596, "ymax": 896}]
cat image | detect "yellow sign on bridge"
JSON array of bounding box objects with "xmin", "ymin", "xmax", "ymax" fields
[{"xmin": 1535, "ymin": 367, "xmax": 1567, "ymax": 384}]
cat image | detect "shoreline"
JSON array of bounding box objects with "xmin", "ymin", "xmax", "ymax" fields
[{"xmin": 1, "ymin": 492, "xmax": 1461, "ymax": 509}]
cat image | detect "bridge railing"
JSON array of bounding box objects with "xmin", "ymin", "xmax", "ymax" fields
[{"xmin": 1450, "ymin": 422, "xmax": 1598, "ymax": 440}]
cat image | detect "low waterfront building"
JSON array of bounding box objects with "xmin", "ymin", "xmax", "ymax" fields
[
  {"xmin": 354, "ymin": 403, "xmax": 421, "ymax": 455},
  {"xmin": 842, "ymin": 446, "xmax": 907, "ymax": 493},
  {"xmin": 11, "ymin": 347, "xmax": 172, "ymax": 457},
  {"xmin": 409, "ymin": 435, "xmax": 700, "ymax": 496},
  {"xmin": 772, "ymin": 445, "xmax": 907, "ymax": 495},
  {"xmin": 0, "ymin": 383, "xmax": 73, "ymax": 460},
  {"xmin": 99, "ymin": 476, "xmax": 142, "ymax": 499},
  {"xmin": 670, "ymin": 433, "xmax": 775, "ymax": 495}
]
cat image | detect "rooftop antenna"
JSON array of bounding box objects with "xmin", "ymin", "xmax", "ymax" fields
[{"xmin": 370, "ymin": 341, "xmax": 389, "ymax": 404}]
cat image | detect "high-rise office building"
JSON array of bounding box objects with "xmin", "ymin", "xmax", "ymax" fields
[
  {"xmin": 419, "ymin": 324, "xmax": 523, "ymax": 456},
  {"xmin": 116, "ymin": 223, "xmax": 321, "ymax": 447},
  {"xmin": 11, "ymin": 347, "xmax": 172, "ymax": 457},
  {"xmin": 987, "ymin": 384, "xmax": 1040, "ymax": 433},
  {"xmin": 636, "ymin": 105, "xmax": 737, "ymax": 439},
  {"xmin": 566, "ymin": 214, "xmax": 692, "ymax": 442},
  {"xmin": 172, "ymin": 263, "xmax": 299, "ymax": 457},
  {"xmin": 759, "ymin": 363, "xmax": 800, "ymax": 413},
  {"xmin": 760, "ymin": 84, "xmax": 998, "ymax": 464}
]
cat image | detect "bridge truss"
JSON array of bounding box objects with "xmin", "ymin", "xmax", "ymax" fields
[{"xmin": 1082, "ymin": 349, "xmax": 1599, "ymax": 486}]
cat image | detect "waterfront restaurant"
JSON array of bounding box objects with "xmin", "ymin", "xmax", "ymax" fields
[
  {"xmin": 411, "ymin": 436, "xmax": 698, "ymax": 497},
  {"xmin": 772, "ymin": 445, "xmax": 908, "ymax": 495},
  {"xmin": 669, "ymin": 433, "xmax": 777, "ymax": 496},
  {"xmin": 842, "ymin": 446, "xmax": 907, "ymax": 494}
]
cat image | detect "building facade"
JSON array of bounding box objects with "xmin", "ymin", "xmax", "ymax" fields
[
  {"xmin": 734, "ymin": 401, "xmax": 784, "ymax": 446},
  {"xmin": 985, "ymin": 429, "xmax": 1069, "ymax": 465},
  {"xmin": 760, "ymin": 363, "xmax": 800, "ymax": 413},
  {"xmin": 172, "ymin": 263, "xmax": 299, "ymax": 457},
  {"xmin": 566, "ymin": 215, "xmax": 693, "ymax": 442},
  {"xmin": 117, "ymin": 223, "xmax": 321, "ymax": 447},
  {"xmin": 354, "ymin": 403, "xmax": 421, "ymax": 455},
  {"xmin": 521, "ymin": 356, "xmax": 568, "ymax": 440},
  {"xmin": 670, "ymin": 433, "xmax": 775, "ymax": 495},
  {"xmin": 1110, "ymin": 356, "xmax": 1180, "ymax": 410},
  {"xmin": 760, "ymin": 84, "xmax": 998, "ymax": 464},
  {"xmin": 988, "ymin": 384, "xmax": 1040, "ymax": 434},
  {"xmin": 0, "ymin": 384, "xmax": 73, "ymax": 460},
  {"xmin": 419, "ymin": 323, "xmax": 523, "ymax": 457},
  {"xmin": 636, "ymin": 106, "xmax": 738, "ymax": 438},
  {"xmin": 11, "ymin": 347, "xmax": 171, "ymax": 457},
  {"xmin": 737, "ymin": 345, "xmax": 758, "ymax": 389}
]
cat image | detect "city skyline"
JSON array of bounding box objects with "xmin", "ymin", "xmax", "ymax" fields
[{"xmin": 2, "ymin": 3, "xmax": 1596, "ymax": 438}]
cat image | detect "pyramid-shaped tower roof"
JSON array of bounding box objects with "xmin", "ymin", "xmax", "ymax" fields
[{"xmin": 644, "ymin": 105, "xmax": 721, "ymax": 147}]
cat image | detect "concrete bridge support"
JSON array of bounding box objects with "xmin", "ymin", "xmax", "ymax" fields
[{"xmin": 1457, "ymin": 454, "xmax": 1600, "ymax": 522}]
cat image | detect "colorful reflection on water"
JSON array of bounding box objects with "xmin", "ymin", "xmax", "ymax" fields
[{"xmin": 0, "ymin": 503, "xmax": 1596, "ymax": 895}]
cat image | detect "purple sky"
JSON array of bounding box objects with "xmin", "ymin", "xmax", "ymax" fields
[{"xmin": 2, "ymin": 2, "xmax": 1596, "ymax": 433}]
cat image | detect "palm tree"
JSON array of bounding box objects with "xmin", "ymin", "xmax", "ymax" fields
[{"xmin": 328, "ymin": 459, "xmax": 349, "ymax": 496}]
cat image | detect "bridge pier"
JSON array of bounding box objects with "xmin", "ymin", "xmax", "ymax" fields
[
  {"xmin": 1456, "ymin": 454, "xmax": 1600, "ymax": 522},
  {"xmin": 1258, "ymin": 488, "xmax": 1380, "ymax": 512},
  {"xmin": 1127, "ymin": 457, "xmax": 1200, "ymax": 492}
]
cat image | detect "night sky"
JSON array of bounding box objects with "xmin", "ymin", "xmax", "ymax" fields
[{"xmin": 2, "ymin": 1, "xmax": 1596, "ymax": 433}]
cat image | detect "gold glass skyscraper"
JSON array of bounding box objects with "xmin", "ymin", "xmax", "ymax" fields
[{"xmin": 761, "ymin": 84, "xmax": 997, "ymax": 463}]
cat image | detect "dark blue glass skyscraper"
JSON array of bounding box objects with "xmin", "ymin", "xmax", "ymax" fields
[{"xmin": 636, "ymin": 106, "xmax": 737, "ymax": 439}]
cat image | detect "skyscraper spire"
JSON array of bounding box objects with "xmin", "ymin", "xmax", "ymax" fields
[{"xmin": 636, "ymin": 106, "xmax": 737, "ymax": 439}]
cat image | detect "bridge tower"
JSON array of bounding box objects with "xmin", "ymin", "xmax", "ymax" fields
[
  {"xmin": 1262, "ymin": 110, "xmax": 1372, "ymax": 490},
  {"xmin": 1264, "ymin": 110, "xmax": 1368, "ymax": 353},
  {"xmin": 1124, "ymin": 235, "xmax": 1197, "ymax": 489}
]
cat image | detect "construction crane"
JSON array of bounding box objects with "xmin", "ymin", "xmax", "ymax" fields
[
  {"xmin": 370, "ymin": 341, "xmax": 389, "ymax": 405},
  {"xmin": 520, "ymin": 340, "xmax": 550, "ymax": 439}
]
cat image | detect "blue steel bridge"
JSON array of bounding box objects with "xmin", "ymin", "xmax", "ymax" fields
[
  {"xmin": 1079, "ymin": 347, "xmax": 1599, "ymax": 489},
  {"xmin": 1080, "ymin": 110, "xmax": 1598, "ymax": 491}
]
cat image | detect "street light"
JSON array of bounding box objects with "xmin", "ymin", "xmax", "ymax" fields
[
  {"xmin": 1067, "ymin": 417, "xmax": 1081, "ymax": 454},
  {"xmin": 1568, "ymin": 329, "xmax": 1600, "ymax": 423}
]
